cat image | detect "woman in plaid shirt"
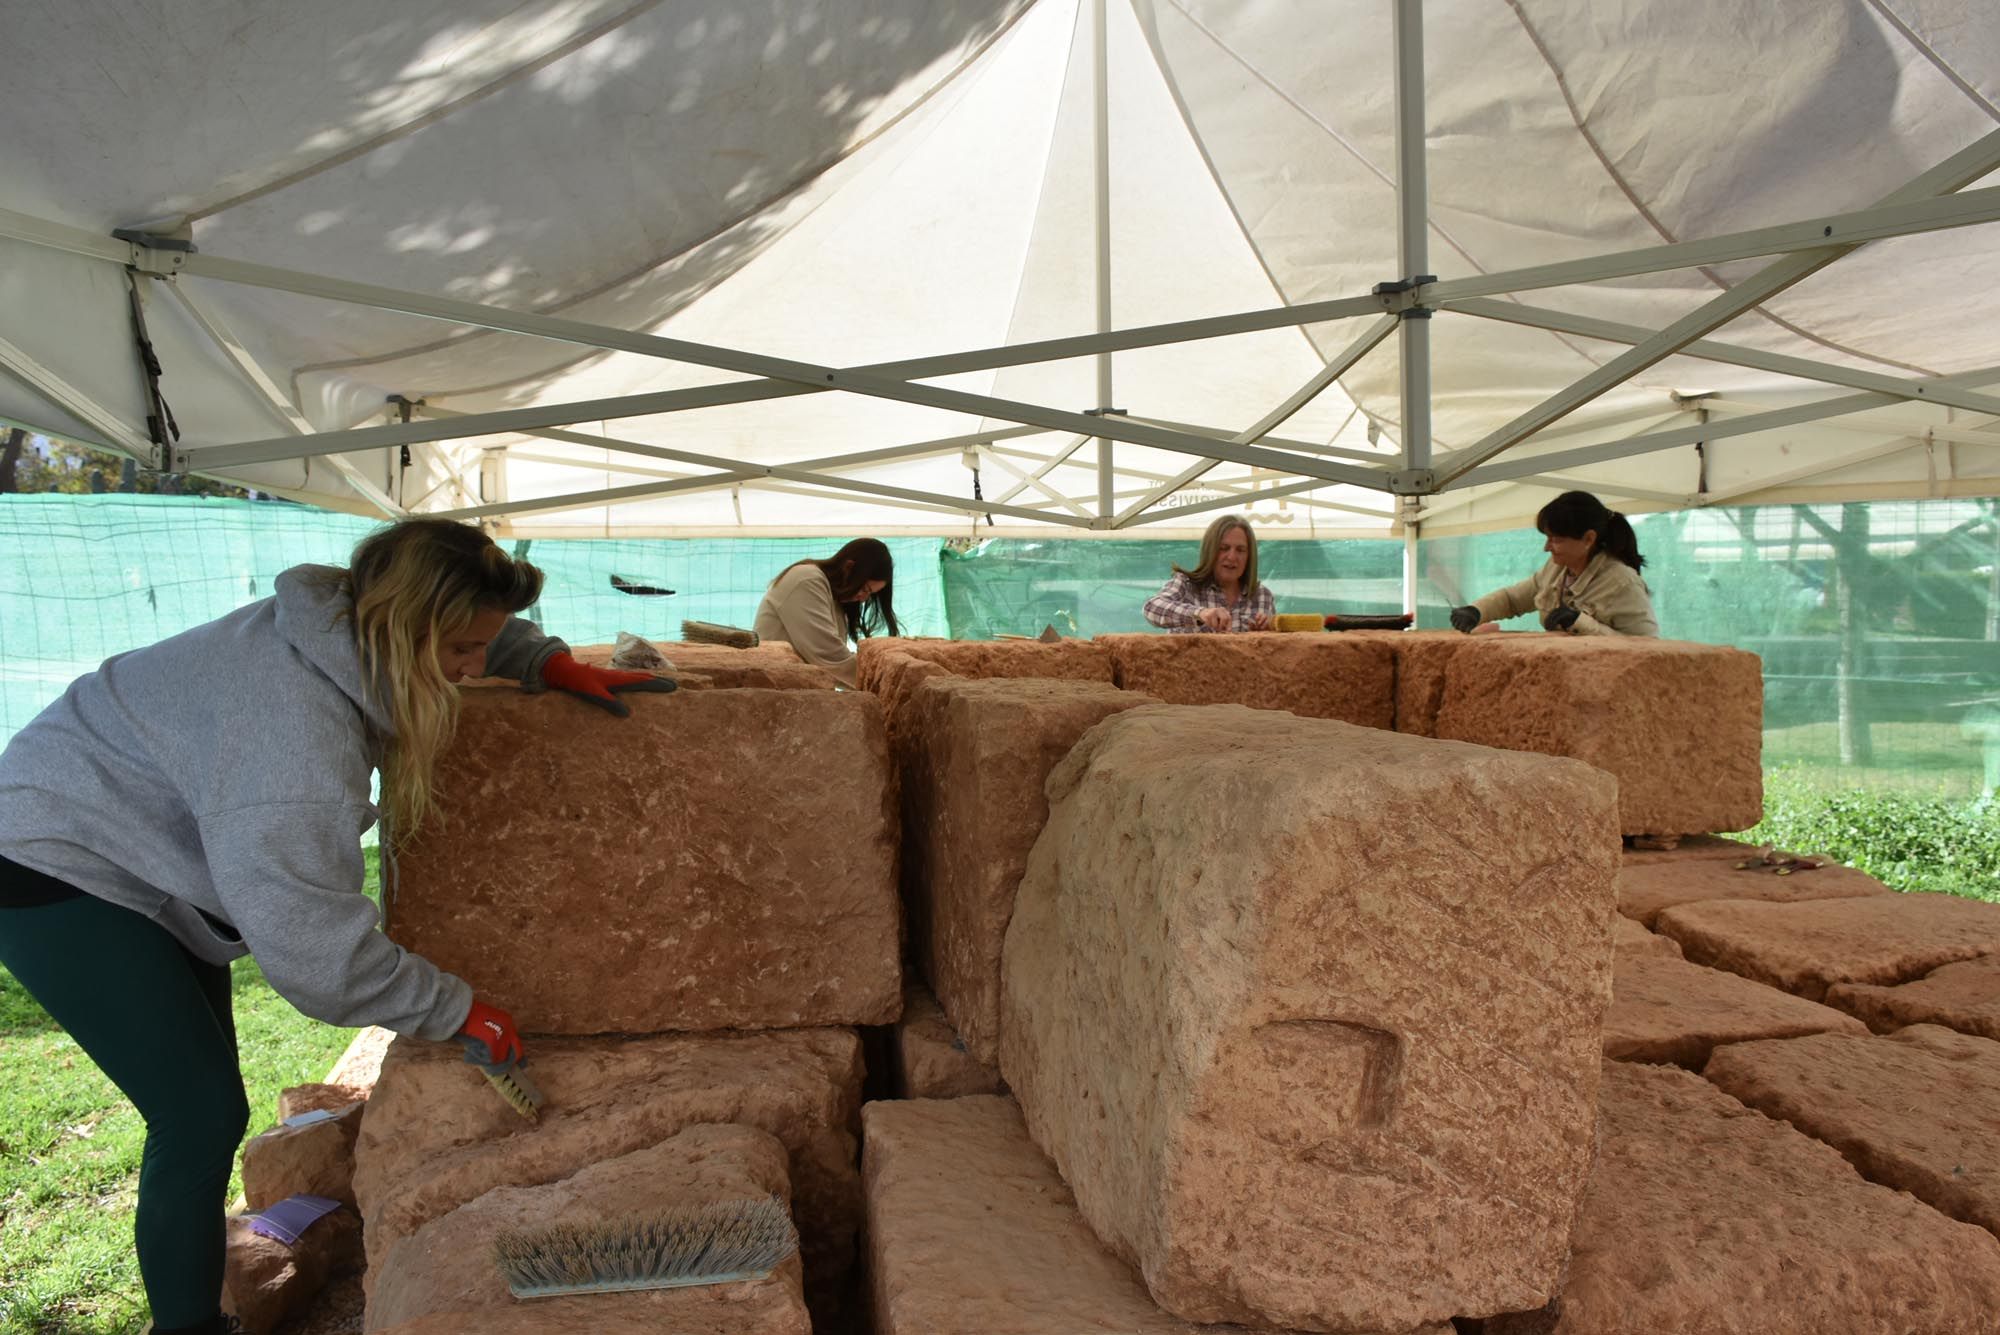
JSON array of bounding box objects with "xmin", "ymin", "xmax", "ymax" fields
[{"xmin": 1143, "ymin": 513, "xmax": 1275, "ymax": 633}]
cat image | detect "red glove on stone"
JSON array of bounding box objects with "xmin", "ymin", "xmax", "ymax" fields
[
  {"xmin": 458, "ymin": 998, "xmax": 524, "ymax": 1066},
  {"xmin": 539, "ymin": 651, "xmax": 676, "ymax": 717}
]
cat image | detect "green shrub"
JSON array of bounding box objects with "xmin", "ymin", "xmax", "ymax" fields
[{"xmin": 1749, "ymin": 768, "xmax": 2000, "ymax": 901}]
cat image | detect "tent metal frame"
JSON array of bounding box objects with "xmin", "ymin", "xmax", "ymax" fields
[{"xmin": 3, "ymin": 0, "xmax": 2000, "ymax": 551}]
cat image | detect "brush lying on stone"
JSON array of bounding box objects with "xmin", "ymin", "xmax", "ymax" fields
[
  {"xmin": 493, "ymin": 1197, "xmax": 797, "ymax": 1298},
  {"xmin": 681, "ymin": 620, "xmax": 760, "ymax": 648}
]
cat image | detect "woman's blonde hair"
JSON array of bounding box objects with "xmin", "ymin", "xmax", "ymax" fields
[
  {"xmin": 1172, "ymin": 513, "xmax": 1260, "ymax": 594},
  {"xmin": 343, "ymin": 519, "xmax": 543, "ymax": 843}
]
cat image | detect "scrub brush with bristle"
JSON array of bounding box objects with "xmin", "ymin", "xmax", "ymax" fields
[
  {"xmin": 493, "ymin": 1197, "xmax": 798, "ymax": 1298},
  {"xmin": 681, "ymin": 620, "xmax": 759, "ymax": 649}
]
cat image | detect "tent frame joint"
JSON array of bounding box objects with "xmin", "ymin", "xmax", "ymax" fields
[{"xmin": 1386, "ymin": 468, "xmax": 1436, "ymax": 496}]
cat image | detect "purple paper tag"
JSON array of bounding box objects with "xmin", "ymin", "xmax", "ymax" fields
[{"xmin": 244, "ymin": 1194, "xmax": 343, "ymax": 1247}]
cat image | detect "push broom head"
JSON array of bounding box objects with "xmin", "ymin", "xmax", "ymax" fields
[
  {"xmin": 681, "ymin": 620, "xmax": 759, "ymax": 649},
  {"xmin": 494, "ymin": 1196, "xmax": 799, "ymax": 1299}
]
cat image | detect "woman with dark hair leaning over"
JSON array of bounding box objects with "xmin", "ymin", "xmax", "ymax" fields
[
  {"xmin": 1143, "ymin": 512, "xmax": 1276, "ymax": 633},
  {"xmin": 753, "ymin": 537, "xmax": 901, "ymax": 687},
  {"xmin": 1450, "ymin": 490, "xmax": 1659, "ymax": 637}
]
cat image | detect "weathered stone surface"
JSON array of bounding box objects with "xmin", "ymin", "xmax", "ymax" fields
[
  {"xmin": 278, "ymin": 1084, "xmax": 366, "ymax": 1122},
  {"xmin": 572, "ymin": 640, "xmax": 834, "ymax": 691},
  {"xmin": 1611, "ymin": 914, "xmax": 1680, "ymax": 958},
  {"xmin": 1617, "ymin": 857, "xmax": 1893, "ymax": 927},
  {"xmin": 275, "ymin": 1267, "xmax": 363, "ymax": 1335},
  {"xmin": 367, "ymin": 1124, "xmax": 809, "ymax": 1334},
  {"xmin": 862, "ymin": 1096, "xmax": 1445, "ymax": 1335},
  {"xmin": 891, "ymin": 983, "xmax": 1003, "ymax": 1100},
  {"xmin": 1431, "ymin": 636, "xmax": 1763, "ymax": 837},
  {"xmin": 1094, "ymin": 633, "xmax": 1396, "ymax": 727},
  {"xmin": 1703, "ymin": 1025, "xmax": 2000, "ymax": 1237},
  {"xmin": 224, "ymin": 1208, "xmax": 363, "ymax": 1335},
  {"xmin": 866, "ymin": 648, "xmax": 956, "ymax": 753},
  {"xmin": 325, "ymin": 1026, "xmax": 394, "ymax": 1090},
  {"xmin": 903, "ymin": 675, "xmax": 1154, "ymax": 1063},
  {"xmin": 1617, "ymin": 833, "xmax": 1753, "ymax": 867},
  {"xmin": 1000, "ymin": 704, "xmax": 1620, "ymax": 1332},
  {"xmin": 244, "ymin": 1101, "xmax": 366, "ymax": 1210},
  {"xmin": 351, "ymin": 1029, "xmax": 862, "ymax": 1319},
  {"xmin": 1359, "ymin": 630, "xmax": 1467, "ymax": 737},
  {"xmin": 1656, "ymin": 892, "xmax": 2000, "ymax": 1002},
  {"xmin": 1604, "ymin": 951, "xmax": 1865, "ymax": 1067},
  {"xmin": 388, "ymin": 687, "xmax": 899, "ymax": 1032},
  {"xmin": 1828, "ymin": 953, "xmax": 2000, "ymax": 1039},
  {"xmin": 1485, "ymin": 1060, "xmax": 2000, "ymax": 1334},
  {"xmin": 855, "ymin": 636, "xmax": 1113, "ymax": 690}
]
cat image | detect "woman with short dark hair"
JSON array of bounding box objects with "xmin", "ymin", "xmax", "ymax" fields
[
  {"xmin": 752, "ymin": 537, "xmax": 900, "ymax": 686},
  {"xmin": 1450, "ymin": 491, "xmax": 1657, "ymax": 637}
]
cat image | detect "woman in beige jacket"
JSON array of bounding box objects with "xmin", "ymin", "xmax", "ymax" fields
[
  {"xmin": 752, "ymin": 538, "xmax": 900, "ymax": 686},
  {"xmin": 1450, "ymin": 491, "xmax": 1658, "ymax": 637}
]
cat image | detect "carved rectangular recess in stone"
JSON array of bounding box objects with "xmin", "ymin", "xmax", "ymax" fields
[
  {"xmin": 999, "ymin": 703, "xmax": 1620, "ymax": 1332},
  {"xmin": 388, "ymin": 687, "xmax": 899, "ymax": 1033},
  {"xmin": 902, "ymin": 675, "xmax": 1154, "ymax": 1063},
  {"xmin": 1431, "ymin": 636, "xmax": 1763, "ymax": 837},
  {"xmin": 351, "ymin": 1029, "xmax": 862, "ymax": 1323},
  {"xmin": 1704, "ymin": 1024, "xmax": 2000, "ymax": 1239},
  {"xmin": 1655, "ymin": 892, "xmax": 2000, "ymax": 1002},
  {"xmin": 367, "ymin": 1124, "xmax": 809, "ymax": 1334},
  {"xmin": 1604, "ymin": 951, "xmax": 1865, "ymax": 1068},
  {"xmin": 1618, "ymin": 858, "xmax": 1893, "ymax": 928},
  {"xmin": 1827, "ymin": 953, "xmax": 2000, "ymax": 1040},
  {"xmin": 1484, "ymin": 1060, "xmax": 2000, "ymax": 1334},
  {"xmin": 860, "ymin": 1096, "xmax": 1446, "ymax": 1335},
  {"xmin": 1094, "ymin": 632, "xmax": 1395, "ymax": 726}
]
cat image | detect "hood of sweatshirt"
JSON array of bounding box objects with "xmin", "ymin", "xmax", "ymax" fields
[{"xmin": 272, "ymin": 564, "xmax": 397, "ymax": 740}]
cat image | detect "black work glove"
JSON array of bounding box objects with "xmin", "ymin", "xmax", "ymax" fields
[
  {"xmin": 1449, "ymin": 605, "xmax": 1481, "ymax": 634},
  {"xmin": 1543, "ymin": 605, "xmax": 1581, "ymax": 633}
]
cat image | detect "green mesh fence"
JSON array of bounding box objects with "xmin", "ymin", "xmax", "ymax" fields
[{"xmin": 5, "ymin": 494, "xmax": 2000, "ymax": 796}]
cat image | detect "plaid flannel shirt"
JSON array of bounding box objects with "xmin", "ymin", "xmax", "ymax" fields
[{"xmin": 1142, "ymin": 572, "xmax": 1277, "ymax": 633}]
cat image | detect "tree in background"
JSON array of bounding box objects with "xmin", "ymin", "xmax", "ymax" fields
[{"xmin": 0, "ymin": 430, "xmax": 254, "ymax": 498}]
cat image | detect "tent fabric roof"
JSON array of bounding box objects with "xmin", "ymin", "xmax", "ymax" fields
[{"xmin": 3, "ymin": 0, "xmax": 1998, "ymax": 538}]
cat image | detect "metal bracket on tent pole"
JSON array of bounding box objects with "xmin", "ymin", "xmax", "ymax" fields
[
  {"xmin": 1385, "ymin": 468, "xmax": 1436, "ymax": 495},
  {"xmin": 112, "ymin": 225, "xmax": 194, "ymax": 277}
]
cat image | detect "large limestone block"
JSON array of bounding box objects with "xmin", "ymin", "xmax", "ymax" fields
[
  {"xmin": 1611, "ymin": 915, "xmax": 1681, "ymax": 958},
  {"xmin": 1655, "ymin": 891, "xmax": 2000, "ymax": 1002},
  {"xmin": 903, "ymin": 675, "xmax": 1154, "ymax": 1062},
  {"xmin": 572, "ymin": 640, "xmax": 834, "ymax": 691},
  {"xmin": 1358, "ymin": 630, "xmax": 1467, "ymax": 737},
  {"xmin": 1827, "ymin": 953, "xmax": 2000, "ymax": 1039},
  {"xmin": 242, "ymin": 1100, "xmax": 365, "ymax": 1209},
  {"xmin": 388, "ymin": 687, "xmax": 899, "ymax": 1032},
  {"xmin": 1703, "ymin": 1025, "xmax": 2000, "ymax": 1237},
  {"xmin": 1617, "ymin": 857, "xmax": 1894, "ymax": 927},
  {"xmin": 1431, "ymin": 636, "xmax": 1763, "ymax": 837},
  {"xmin": 1603, "ymin": 951, "xmax": 1865, "ymax": 1067},
  {"xmin": 1485, "ymin": 1060, "xmax": 2000, "ymax": 1334},
  {"xmin": 861, "ymin": 1096, "xmax": 1446, "ymax": 1335},
  {"xmin": 1000, "ymin": 704, "xmax": 1621, "ymax": 1332},
  {"xmin": 891, "ymin": 983, "xmax": 1003, "ymax": 1100},
  {"xmin": 855, "ymin": 636, "xmax": 1113, "ymax": 690},
  {"xmin": 1094, "ymin": 632, "xmax": 1396, "ymax": 726},
  {"xmin": 366, "ymin": 1124, "xmax": 809, "ymax": 1334},
  {"xmin": 351, "ymin": 1029, "xmax": 862, "ymax": 1319}
]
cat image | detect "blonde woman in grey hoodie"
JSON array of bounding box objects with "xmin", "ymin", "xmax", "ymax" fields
[{"xmin": 0, "ymin": 518, "xmax": 670, "ymax": 1335}]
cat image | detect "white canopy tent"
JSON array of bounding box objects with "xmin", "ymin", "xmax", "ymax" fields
[{"xmin": 4, "ymin": 0, "xmax": 2000, "ymax": 579}]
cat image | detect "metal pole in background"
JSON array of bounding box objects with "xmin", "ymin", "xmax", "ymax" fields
[
  {"xmin": 1092, "ymin": 0, "xmax": 1115, "ymax": 518},
  {"xmin": 1393, "ymin": 0, "xmax": 1432, "ymax": 611}
]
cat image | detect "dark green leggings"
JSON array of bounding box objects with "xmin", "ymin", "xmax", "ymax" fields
[{"xmin": 0, "ymin": 876, "xmax": 249, "ymax": 1330}]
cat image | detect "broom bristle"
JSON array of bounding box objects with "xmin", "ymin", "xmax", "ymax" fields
[
  {"xmin": 680, "ymin": 620, "xmax": 759, "ymax": 649},
  {"xmin": 494, "ymin": 1197, "xmax": 797, "ymax": 1298}
]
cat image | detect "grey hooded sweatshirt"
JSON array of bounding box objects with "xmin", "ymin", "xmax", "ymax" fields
[{"xmin": 0, "ymin": 565, "xmax": 566, "ymax": 1040}]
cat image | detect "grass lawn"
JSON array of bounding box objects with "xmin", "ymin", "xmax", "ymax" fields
[{"xmin": 0, "ymin": 855, "xmax": 377, "ymax": 1335}]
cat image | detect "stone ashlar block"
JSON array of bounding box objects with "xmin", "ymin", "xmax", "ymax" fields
[
  {"xmin": 1094, "ymin": 632, "xmax": 1396, "ymax": 727},
  {"xmin": 1603, "ymin": 951, "xmax": 1865, "ymax": 1068},
  {"xmin": 1617, "ymin": 857, "xmax": 1894, "ymax": 928}
]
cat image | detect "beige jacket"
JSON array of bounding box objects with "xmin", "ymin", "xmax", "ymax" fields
[
  {"xmin": 1473, "ymin": 552, "xmax": 1658, "ymax": 637},
  {"xmin": 754, "ymin": 563, "xmax": 858, "ymax": 685}
]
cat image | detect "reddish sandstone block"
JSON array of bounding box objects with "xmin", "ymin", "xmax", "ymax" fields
[
  {"xmin": 1617, "ymin": 834, "xmax": 1754, "ymax": 867},
  {"xmin": 223, "ymin": 1208, "xmax": 361, "ymax": 1335},
  {"xmin": 1000, "ymin": 704, "xmax": 1620, "ymax": 1332},
  {"xmin": 1485, "ymin": 1061, "xmax": 2000, "ymax": 1334},
  {"xmin": 367, "ymin": 1124, "xmax": 809, "ymax": 1334},
  {"xmin": 1604, "ymin": 952, "xmax": 1865, "ymax": 1067},
  {"xmin": 891, "ymin": 983, "xmax": 1003, "ymax": 1100},
  {"xmin": 856, "ymin": 636, "xmax": 1113, "ymax": 690},
  {"xmin": 1618, "ymin": 858, "xmax": 1893, "ymax": 928},
  {"xmin": 351, "ymin": 1029, "xmax": 862, "ymax": 1322},
  {"xmin": 243, "ymin": 1100, "xmax": 365, "ymax": 1210},
  {"xmin": 1827, "ymin": 953, "xmax": 2000, "ymax": 1039},
  {"xmin": 1432, "ymin": 636, "xmax": 1763, "ymax": 837},
  {"xmin": 861, "ymin": 1096, "xmax": 1443, "ymax": 1335},
  {"xmin": 903, "ymin": 675, "xmax": 1154, "ymax": 1063},
  {"xmin": 1094, "ymin": 632, "xmax": 1395, "ymax": 726},
  {"xmin": 388, "ymin": 687, "xmax": 899, "ymax": 1033},
  {"xmin": 1656, "ymin": 892, "xmax": 2000, "ymax": 1002},
  {"xmin": 571, "ymin": 640, "xmax": 834, "ymax": 690},
  {"xmin": 1363, "ymin": 630, "xmax": 1471, "ymax": 737},
  {"xmin": 1612, "ymin": 915, "xmax": 1681, "ymax": 959},
  {"xmin": 1705, "ymin": 1025, "xmax": 2000, "ymax": 1239}
]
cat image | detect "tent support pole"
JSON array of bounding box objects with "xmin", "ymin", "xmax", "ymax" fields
[
  {"xmin": 1393, "ymin": 0, "xmax": 1432, "ymax": 481},
  {"xmin": 1092, "ymin": 0, "xmax": 1115, "ymax": 519}
]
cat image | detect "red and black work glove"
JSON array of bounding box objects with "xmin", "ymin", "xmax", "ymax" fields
[
  {"xmin": 457, "ymin": 997, "xmax": 525, "ymax": 1066},
  {"xmin": 1542, "ymin": 605, "xmax": 1581, "ymax": 633},
  {"xmin": 540, "ymin": 651, "xmax": 676, "ymax": 717}
]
